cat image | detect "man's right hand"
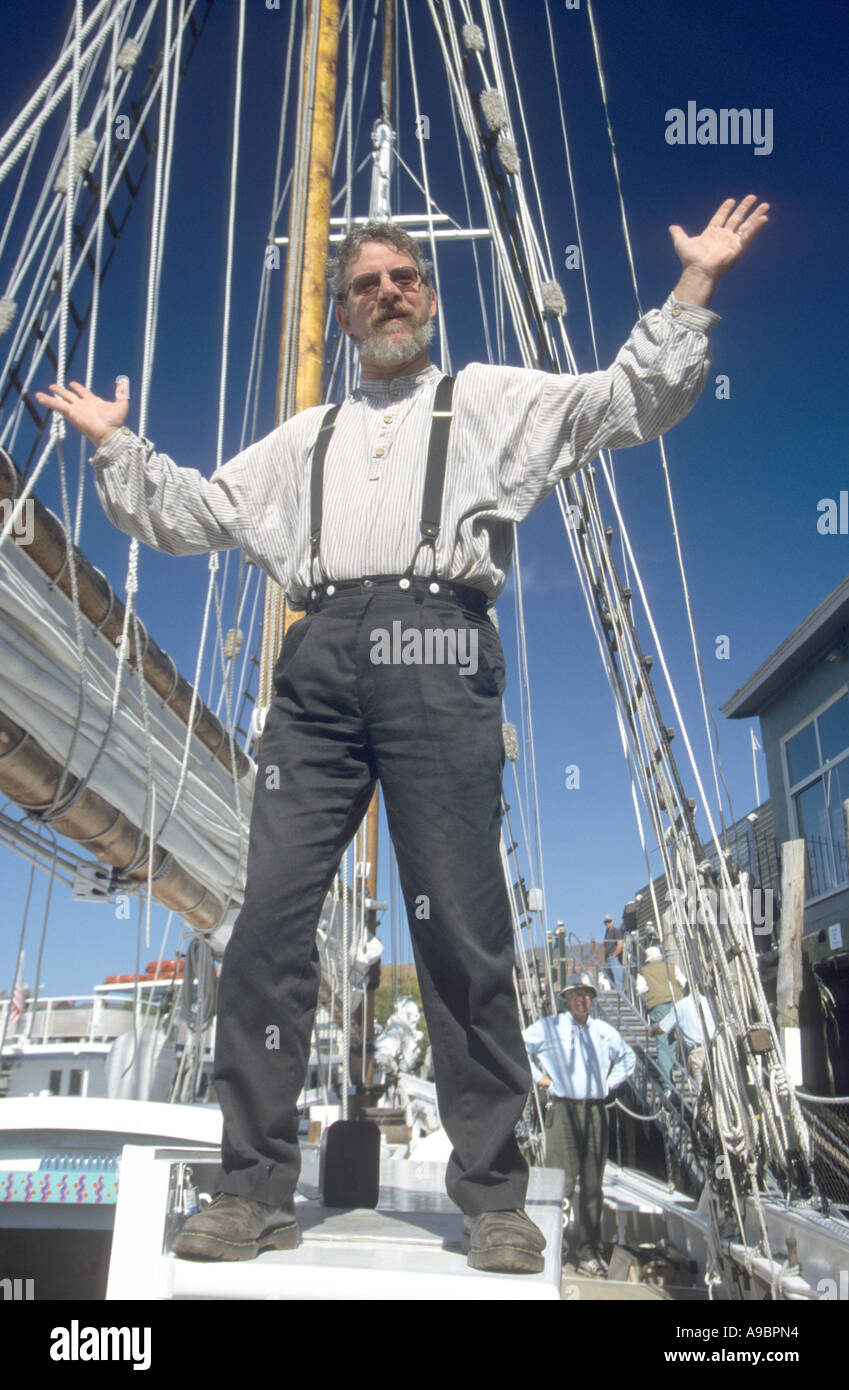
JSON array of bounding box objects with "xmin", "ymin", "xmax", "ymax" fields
[
  {"xmin": 34, "ymin": 378, "xmax": 130, "ymax": 449},
  {"xmin": 538, "ymin": 1074, "xmax": 552, "ymax": 1090}
]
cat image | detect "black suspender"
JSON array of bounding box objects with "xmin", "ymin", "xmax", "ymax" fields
[
  {"xmin": 308, "ymin": 375, "xmax": 456, "ymax": 589},
  {"xmin": 308, "ymin": 402, "xmax": 343, "ymax": 586},
  {"xmin": 403, "ymin": 372, "xmax": 455, "ymax": 580}
]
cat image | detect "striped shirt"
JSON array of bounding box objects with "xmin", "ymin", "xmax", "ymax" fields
[{"xmin": 92, "ymin": 294, "xmax": 719, "ymax": 606}]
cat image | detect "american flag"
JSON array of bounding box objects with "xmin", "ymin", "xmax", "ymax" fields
[{"xmin": 9, "ymin": 978, "xmax": 25, "ymax": 1027}]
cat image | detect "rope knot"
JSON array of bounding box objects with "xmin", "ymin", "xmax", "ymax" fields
[
  {"xmin": 0, "ymin": 298, "xmax": 17, "ymax": 336},
  {"xmin": 54, "ymin": 129, "xmax": 98, "ymax": 195},
  {"xmin": 462, "ymin": 23, "xmax": 485, "ymax": 52}
]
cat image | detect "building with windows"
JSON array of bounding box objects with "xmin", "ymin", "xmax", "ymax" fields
[
  {"xmin": 627, "ymin": 798, "xmax": 780, "ymax": 947},
  {"xmin": 625, "ymin": 578, "xmax": 849, "ymax": 1094},
  {"xmin": 722, "ymin": 576, "xmax": 849, "ymax": 945},
  {"xmin": 721, "ymin": 576, "xmax": 849, "ymax": 1091}
]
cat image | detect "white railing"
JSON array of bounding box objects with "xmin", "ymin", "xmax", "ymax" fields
[{"xmin": 0, "ymin": 994, "xmax": 154, "ymax": 1045}]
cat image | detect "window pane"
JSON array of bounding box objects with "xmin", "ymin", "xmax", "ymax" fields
[
  {"xmin": 819, "ymin": 694, "xmax": 849, "ymax": 764},
  {"xmin": 825, "ymin": 759, "xmax": 849, "ymax": 886},
  {"xmin": 68, "ymin": 1069, "xmax": 83, "ymax": 1097},
  {"xmin": 49, "ymin": 1070, "xmax": 62, "ymax": 1096},
  {"xmin": 796, "ymin": 778, "xmax": 828, "ymax": 839},
  {"xmin": 786, "ymin": 722, "xmax": 819, "ymax": 784},
  {"xmin": 796, "ymin": 780, "xmax": 833, "ymax": 896}
]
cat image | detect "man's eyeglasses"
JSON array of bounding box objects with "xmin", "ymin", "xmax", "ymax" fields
[{"xmin": 346, "ymin": 266, "xmax": 422, "ymax": 299}]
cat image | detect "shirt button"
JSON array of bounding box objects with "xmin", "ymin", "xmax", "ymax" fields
[
  {"xmin": 375, "ymin": 447, "xmax": 385, "ymax": 457},
  {"xmin": 671, "ymin": 305, "xmax": 682, "ymax": 317},
  {"xmin": 384, "ymin": 414, "xmax": 393, "ymax": 424}
]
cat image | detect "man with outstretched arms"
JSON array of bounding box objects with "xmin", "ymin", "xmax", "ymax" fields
[{"xmin": 37, "ymin": 196, "xmax": 767, "ymax": 1274}]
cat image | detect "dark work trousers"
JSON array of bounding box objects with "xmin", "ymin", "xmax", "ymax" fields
[
  {"xmin": 545, "ymin": 1097, "xmax": 609, "ymax": 1262},
  {"xmin": 211, "ymin": 583, "xmax": 532, "ymax": 1216}
]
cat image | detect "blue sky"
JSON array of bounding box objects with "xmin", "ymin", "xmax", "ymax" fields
[{"xmin": 0, "ymin": 0, "xmax": 847, "ymax": 997}]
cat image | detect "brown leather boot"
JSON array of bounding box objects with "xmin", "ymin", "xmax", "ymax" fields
[
  {"xmin": 462, "ymin": 1208, "xmax": 546, "ymax": 1274},
  {"xmin": 173, "ymin": 1193, "xmax": 299, "ymax": 1261}
]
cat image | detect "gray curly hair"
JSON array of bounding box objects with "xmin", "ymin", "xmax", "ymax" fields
[{"xmin": 329, "ymin": 221, "xmax": 433, "ymax": 303}]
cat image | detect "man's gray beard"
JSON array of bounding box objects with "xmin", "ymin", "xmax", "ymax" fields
[{"xmin": 357, "ymin": 316, "xmax": 434, "ymax": 371}]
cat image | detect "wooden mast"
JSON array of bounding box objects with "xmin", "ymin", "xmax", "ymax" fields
[
  {"xmin": 258, "ymin": 0, "xmax": 410, "ymax": 1108},
  {"xmin": 258, "ymin": 0, "xmax": 383, "ymax": 1101},
  {"xmin": 260, "ymin": 0, "xmax": 342, "ymax": 697}
]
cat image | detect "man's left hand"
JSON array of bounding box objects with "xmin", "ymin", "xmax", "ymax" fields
[{"xmin": 670, "ymin": 195, "xmax": 769, "ymax": 305}]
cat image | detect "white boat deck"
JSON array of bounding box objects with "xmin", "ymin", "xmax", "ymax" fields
[{"xmin": 107, "ymin": 1142, "xmax": 565, "ymax": 1300}]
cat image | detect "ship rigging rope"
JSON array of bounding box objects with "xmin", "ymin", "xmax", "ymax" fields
[
  {"xmin": 258, "ymin": 0, "xmax": 324, "ymax": 711},
  {"xmin": 13, "ymin": 15, "xmax": 86, "ymax": 822},
  {"xmin": 193, "ymin": 0, "xmax": 251, "ymax": 919},
  {"xmin": 0, "ymin": 1, "xmax": 147, "ymax": 474},
  {"xmin": 427, "ymin": 2, "xmax": 557, "ymax": 990},
  {"xmin": 427, "ymin": 0, "xmax": 538, "ymax": 367},
  {"xmin": 29, "ymin": 839, "xmax": 61, "ymax": 1028},
  {"xmin": 446, "ymin": 80, "xmax": 496, "ymax": 365},
  {"xmin": 0, "ymin": 3, "xmax": 176, "ymax": 465},
  {"xmin": 0, "ymin": 1, "xmax": 251, "ymax": 954},
  {"xmin": 214, "ymin": 0, "xmax": 245, "ymax": 473},
  {"xmin": 0, "ymin": 837, "xmax": 41, "ymax": 1057},
  {"xmin": 431, "ymin": 0, "xmax": 813, "ymax": 1239},
  {"xmin": 241, "ymin": 0, "xmax": 296, "ymax": 454},
  {"xmin": 509, "ymin": 530, "xmax": 548, "ymax": 920},
  {"xmin": 447, "ymin": 0, "xmax": 755, "ymax": 1045},
  {"xmin": 584, "ymin": 0, "xmax": 732, "ymax": 844},
  {"xmin": 540, "ymin": 0, "xmax": 631, "ymax": 592},
  {"xmin": 0, "ymin": 0, "xmax": 164, "ymax": 460},
  {"xmin": 74, "ymin": 11, "xmax": 122, "ymax": 547},
  {"xmin": 125, "ymin": 0, "xmax": 249, "ymax": 900},
  {"xmin": 139, "ymin": 909, "xmax": 175, "ymax": 1024},
  {"xmin": 402, "ymin": 0, "xmax": 451, "ymax": 374},
  {"xmin": 565, "ymin": 464, "xmax": 798, "ymax": 1219},
  {"xmin": 487, "ymin": 0, "xmax": 562, "ymax": 322},
  {"xmin": 2, "ymin": 6, "xmax": 96, "ymax": 822},
  {"xmin": 3, "ymin": 1, "xmax": 246, "ymax": 906},
  {"xmin": 58, "ymin": 0, "xmax": 83, "ymax": 404},
  {"xmin": 0, "ymin": 0, "xmax": 131, "ymax": 184},
  {"xmin": 109, "ymin": 0, "xmax": 186, "ymax": 879}
]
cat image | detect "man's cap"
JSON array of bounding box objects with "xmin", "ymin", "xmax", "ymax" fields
[
  {"xmin": 560, "ymin": 973, "xmax": 597, "ymax": 999},
  {"xmin": 603, "ymin": 915, "xmax": 614, "ymax": 923}
]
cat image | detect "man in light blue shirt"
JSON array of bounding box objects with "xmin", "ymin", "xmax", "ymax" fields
[{"xmin": 523, "ymin": 975, "xmax": 635, "ymax": 1275}]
